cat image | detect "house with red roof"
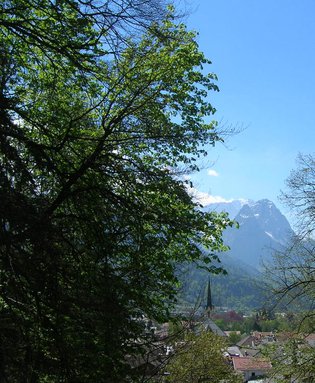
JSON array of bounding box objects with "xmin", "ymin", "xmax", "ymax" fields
[{"xmin": 232, "ymin": 356, "xmax": 272, "ymax": 382}]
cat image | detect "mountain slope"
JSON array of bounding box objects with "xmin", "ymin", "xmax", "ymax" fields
[
  {"xmin": 178, "ymin": 254, "xmax": 268, "ymax": 312},
  {"xmin": 179, "ymin": 199, "xmax": 294, "ymax": 311},
  {"xmin": 203, "ymin": 199, "xmax": 250, "ymax": 219},
  {"xmin": 224, "ymin": 199, "xmax": 294, "ymax": 269}
]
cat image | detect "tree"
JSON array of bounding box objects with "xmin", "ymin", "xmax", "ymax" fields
[
  {"xmin": 0, "ymin": 1, "xmax": 234, "ymax": 381},
  {"xmin": 264, "ymin": 338, "xmax": 315, "ymax": 383},
  {"xmin": 163, "ymin": 331, "xmax": 242, "ymax": 383},
  {"xmin": 268, "ymin": 154, "xmax": 315, "ymax": 313},
  {"xmin": 281, "ymin": 153, "xmax": 315, "ymax": 237},
  {"xmin": 264, "ymin": 153, "xmax": 315, "ymax": 382},
  {"xmin": 228, "ymin": 332, "xmax": 242, "ymax": 345}
]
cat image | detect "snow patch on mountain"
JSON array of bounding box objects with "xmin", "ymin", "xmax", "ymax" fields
[
  {"xmin": 221, "ymin": 199, "xmax": 294, "ymax": 269},
  {"xmin": 265, "ymin": 231, "xmax": 275, "ymax": 240}
]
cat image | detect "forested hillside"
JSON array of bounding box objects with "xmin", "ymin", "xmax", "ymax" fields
[
  {"xmin": 179, "ymin": 256, "xmax": 267, "ymax": 312},
  {"xmin": 180, "ymin": 199, "xmax": 294, "ymax": 312}
]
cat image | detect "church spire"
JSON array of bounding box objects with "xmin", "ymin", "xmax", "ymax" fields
[{"xmin": 206, "ymin": 277, "xmax": 214, "ymax": 314}]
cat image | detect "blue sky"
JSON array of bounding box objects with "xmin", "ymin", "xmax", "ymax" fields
[{"xmin": 180, "ymin": 0, "xmax": 315, "ymax": 216}]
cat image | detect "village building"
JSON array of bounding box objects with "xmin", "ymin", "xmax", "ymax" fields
[
  {"xmin": 232, "ymin": 356, "xmax": 272, "ymax": 382},
  {"xmin": 200, "ymin": 278, "xmax": 227, "ymax": 337}
]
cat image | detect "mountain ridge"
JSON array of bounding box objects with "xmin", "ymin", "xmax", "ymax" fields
[
  {"xmin": 181, "ymin": 198, "xmax": 294, "ymax": 311},
  {"xmin": 206, "ymin": 198, "xmax": 294, "ymax": 269}
]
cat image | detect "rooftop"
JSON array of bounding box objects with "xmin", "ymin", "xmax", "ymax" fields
[{"xmin": 232, "ymin": 357, "xmax": 272, "ymax": 371}]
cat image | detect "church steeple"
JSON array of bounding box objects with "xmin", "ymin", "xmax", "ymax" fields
[{"xmin": 206, "ymin": 278, "xmax": 214, "ymax": 314}]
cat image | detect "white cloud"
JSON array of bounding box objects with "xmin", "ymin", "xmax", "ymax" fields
[
  {"xmin": 207, "ymin": 169, "xmax": 219, "ymax": 177},
  {"xmin": 182, "ymin": 174, "xmax": 191, "ymax": 181},
  {"xmin": 188, "ymin": 186, "xmax": 233, "ymax": 206}
]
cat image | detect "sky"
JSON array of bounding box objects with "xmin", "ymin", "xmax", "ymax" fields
[{"xmin": 178, "ymin": 0, "xmax": 315, "ymax": 217}]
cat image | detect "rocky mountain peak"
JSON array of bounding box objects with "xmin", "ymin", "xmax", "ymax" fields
[
  {"xmin": 206, "ymin": 198, "xmax": 294, "ymax": 269},
  {"xmin": 235, "ymin": 199, "xmax": 293, "ymax": 245}
]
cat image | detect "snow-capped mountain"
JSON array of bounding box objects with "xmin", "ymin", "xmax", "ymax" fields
[
  {"xmin": 225, "ymin": 199, "xmax": 294, "ymax": 269},
  {"xmin": 236, "ymin": 199, "xmax": 293, "ymax": 245},
  {"xmin": 181, "ymin": 199, "xmax": 295, "ymax": 310},
  {"xmin": 203, "ymin": 199, "xmax": 250, "ymax": 219},
  {"xmin": 206, "ymin": 199, "xmax": 294, "ymax": 270}
]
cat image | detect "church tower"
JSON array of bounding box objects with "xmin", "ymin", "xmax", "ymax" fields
[{"xmin": 205, "ymin": 278, "xmax": 214, "ymax": 315}]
